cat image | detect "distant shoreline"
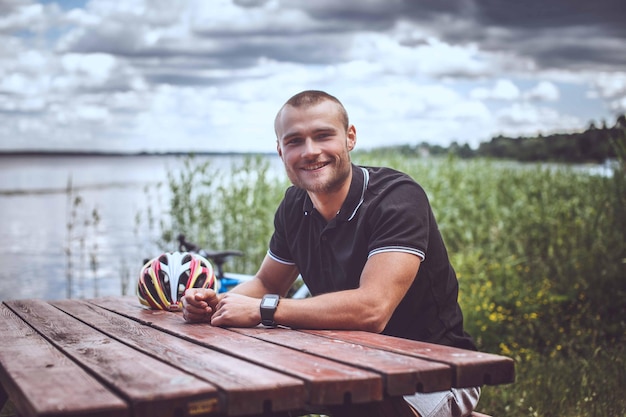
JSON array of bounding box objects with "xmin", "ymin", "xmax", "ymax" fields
[{"xmin": 0, "ymin": 150, "xmax": 274, "ymax": 158}]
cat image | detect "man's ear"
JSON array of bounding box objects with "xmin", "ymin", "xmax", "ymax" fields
[
  {"xmin": 347, "ymin": 125, "xmax": 357, "ymax": 151},
  {"xmin": 276, "ymin": 140, "xmax": 283, "ymax": 160}
]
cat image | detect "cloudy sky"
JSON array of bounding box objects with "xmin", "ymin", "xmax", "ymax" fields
[{"xmin": 1, "ymin": 0, "xmax": 625, "ymax": 153}]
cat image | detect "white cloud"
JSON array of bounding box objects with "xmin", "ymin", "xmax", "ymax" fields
[
  {"xmin": 524, "ymin": 81, "xmax": 560, "ymax": 102},
  {"xmin": 494, "ymin": 103, "xmax": 582, "ymax": 137},
  {"xmin": 591, "ymin": 73, "xmax": 626, "ymax": 98},
  {"xmin": 351, "ymin": 31, "xmax": 493, "ymax": 79},
  {"xmin": 588, "ymin": 72, "xmax": 626, "ymax": 112},
  {"xmin": 190, "ymin": 0, "xmax": 315, "ymax": 34},
  {"xmin": 75, "ymin": 105, "xmax": 109, "ymax": 121},
  {"xmin": 0, "ymin": 2, "xmax": 44, "ymax": 32},
  {"xmin": 16, "ymin": 50, "xmax": 47, "ymax": 72},
  {"xmin": 61, "ymin": 53, "xmax": 116, "ymax": 80},
  {"xmin": 1, "ymin": 73, "xmax": 33, "ymax": 95},
  {"xmin": 470, "ymin": 79, "xmax": 521, "ymax": 101}
]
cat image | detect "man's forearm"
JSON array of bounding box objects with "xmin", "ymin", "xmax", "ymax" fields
[
  {"xmin": 229, "ymin": 277, "xmax": 285, "ymax": 298},
  {"xmin": 272, "ymin": 289, "xmax": 388, "ymax": 332}
]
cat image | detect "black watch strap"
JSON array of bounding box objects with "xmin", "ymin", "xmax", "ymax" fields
[{"xmin": 260, "ymin": 294, "xmax": 280, "ymax": 327}]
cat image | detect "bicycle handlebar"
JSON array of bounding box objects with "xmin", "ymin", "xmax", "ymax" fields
[{"xmin": 176, "ymin": 234, "xmax": 244, "ymax": 279}]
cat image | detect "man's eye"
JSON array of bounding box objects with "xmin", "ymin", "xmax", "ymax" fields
[{"xmin": 316, "ymin": 132, "xmax": 333, "ymax": 140}]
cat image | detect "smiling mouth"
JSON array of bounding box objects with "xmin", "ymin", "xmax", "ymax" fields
[{"xmin": 301, "ymin": 161, "xmax": 330, "ymax": 171}]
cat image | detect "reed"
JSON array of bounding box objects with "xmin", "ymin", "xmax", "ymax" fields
[{"xmin": 64, "ymin": 177, "xmax": 101, "ymax": 299}]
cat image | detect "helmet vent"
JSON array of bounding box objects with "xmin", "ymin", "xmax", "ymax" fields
[
  {"xmin": 137, "ymin": 251, "xmax": 216, "ymax": 310},
  {"xmin": 196, "ymin": 272, "xmax": 207, "ymax": 287}
]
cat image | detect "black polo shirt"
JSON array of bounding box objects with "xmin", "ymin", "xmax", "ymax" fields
[{"xmin": 269, "ymin": 164, "xmax": 475, "ymax": 350}]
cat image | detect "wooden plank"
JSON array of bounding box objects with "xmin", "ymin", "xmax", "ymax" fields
[
  {"xmin": 5, "ymin": 299, "xmax": 219, "ymax": 417},
  {"xmin": 0, "ymin": 303, "xmax": 129, "ymax": 417},
  {"xmin": 303, "ymin": 330, "xmax": 515, "ymax": 387},
  {"xmin": 92, "ymin": 296, "xmax": 383, "ymax": 406},
  {"xmin": 233, "ymin": 327, "xmax": 452, "ymax": 395},
  {"xmin": 52, "ymin": 299, "xmax": 305, "ymax": 416}
]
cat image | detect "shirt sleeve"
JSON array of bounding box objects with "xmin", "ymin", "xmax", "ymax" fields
[
  {"xmin": 268, "ymin": 190, "xmax": 296, "ymax": 265},
  {"xmin": 366, "ymin": 180, "xmax": 430, "ymax": 261}
]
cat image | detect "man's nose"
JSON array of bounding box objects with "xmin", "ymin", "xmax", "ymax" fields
[{"xmin": 302, "ymin": 138, "xmax": 320, "ymax": 156}]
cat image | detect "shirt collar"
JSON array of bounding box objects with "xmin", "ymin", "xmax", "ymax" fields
[{"xmin": 302, "ymin": 164, "xmax": 369, "ymax": 222}]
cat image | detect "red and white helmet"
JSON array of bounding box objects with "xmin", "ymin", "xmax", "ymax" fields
[{"xmin": 137, "ymin": 251, "xmax": 217, "ymax": 311}]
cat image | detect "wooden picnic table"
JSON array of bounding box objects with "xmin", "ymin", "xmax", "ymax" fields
[{"xmin": 0, "ymin": 296, "xmax": 514, "ymax": 417}]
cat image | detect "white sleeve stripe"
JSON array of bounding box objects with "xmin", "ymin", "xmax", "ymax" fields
[
  {"xmin": 368, "ymin": 247, "xmax": 426, "ymax": 261},
  {"xmin": 267, "ymin": 250, "xmax": 296, "ymax": 265}
]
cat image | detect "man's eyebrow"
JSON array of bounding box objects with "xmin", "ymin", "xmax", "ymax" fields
[
  {"xmin": 292, "ymin": 126, "xmax": 337, "ymax": 137},
  {"xmin": 281, "ymin": 131, "xmax": 301, "ymax": 141},
  {"xmin": 313, "ymin": 127, "xmax": 337, "ymax": 133},
  {"xmin": 282, "ymin": 127, "xmax": 337, "ymax": 141}
]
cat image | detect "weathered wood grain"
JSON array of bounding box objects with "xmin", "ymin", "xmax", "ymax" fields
[
  {"xmin": 234, "ymin": 327, "xmax": 452, "ymax": 395},
  {"xmin": 5, "ymin": 299, "xmax": 218, "ymax": 417},
  {"xmin": 0, "ymin": 303, "xmax": 128, "ymax": 417},
  {"xmin": 52, "ymin": 299, "xmax": 304, "ymax": 416},
  {"xmin": 304, "ymin": 330, "xmax": 515, "ymax": 387},
  {"xmin": 92, "ymin": 296, "xmax": 383, "ymax": 406}
]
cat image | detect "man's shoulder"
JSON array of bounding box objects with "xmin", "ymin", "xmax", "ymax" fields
[
  {"xmin": 361, "ymin": 165, "xmax": 415, "ymax": 181},
  {"xmin": 360, "ymin": 165, "xmax": 424, "ymax": 194}
]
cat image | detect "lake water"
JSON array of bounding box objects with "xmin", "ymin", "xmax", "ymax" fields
[{"xmin": 0, "ymin": 154, "xmax": 284, "ymax": 301}]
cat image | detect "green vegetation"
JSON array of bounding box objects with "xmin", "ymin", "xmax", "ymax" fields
[
  {"xmin": 154, "ymin": 130, "xmax": 625, "ymax": 416},
  {"xmin": 157, "ymin": 154, "xmax": 290, "ymax": 275}
]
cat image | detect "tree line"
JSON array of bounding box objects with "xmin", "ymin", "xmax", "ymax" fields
[{"xmin": 368, "ymin": 114, "xmax": 626, "ymax": 163}]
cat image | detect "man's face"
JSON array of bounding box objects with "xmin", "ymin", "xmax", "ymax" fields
[{"xmin": 276, "ymin": 100, "xmax": 356, "ymax": 194}]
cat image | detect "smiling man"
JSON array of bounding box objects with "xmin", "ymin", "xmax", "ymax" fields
[{"xmin": 182, "ymin": 90, "xmax": 479, "ymax": 417}]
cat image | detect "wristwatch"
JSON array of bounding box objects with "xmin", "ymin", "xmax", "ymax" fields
[{"xmin": 260, "ymin": 294, "xmax": 280, "ymax": 327}]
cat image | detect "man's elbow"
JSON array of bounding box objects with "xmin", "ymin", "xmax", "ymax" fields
[{"xmin": 359, "ymin": 311, "xmax": 391, "ymax": 334}]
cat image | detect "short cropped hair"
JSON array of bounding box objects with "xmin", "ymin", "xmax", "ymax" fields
[{"xmin": 274, "ymin": 90, "xmax": 350, "ymax": 135}]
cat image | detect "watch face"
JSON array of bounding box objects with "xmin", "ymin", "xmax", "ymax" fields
[{"xmin": 262, "ymin": 295, "xmax": 279, "ymax": 308}]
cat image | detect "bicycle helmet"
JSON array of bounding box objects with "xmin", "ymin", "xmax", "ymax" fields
[{"xmin": 137, "ymin": 251, "xmax": 217, "ymax": 311}]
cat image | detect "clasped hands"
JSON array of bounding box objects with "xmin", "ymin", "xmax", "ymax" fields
[{"xmin": 181, "ymin": 288, "xmax": 261, "ymax": 327}]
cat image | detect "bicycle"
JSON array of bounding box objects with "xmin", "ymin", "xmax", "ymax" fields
[{"xmin": 174, "ymin": 234, "xmax": 310, "ymax": 298}]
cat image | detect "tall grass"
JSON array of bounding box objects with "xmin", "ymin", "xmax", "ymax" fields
[
  {"xmin": 158, "ymin": 154, "xmax": 290, "ymax": 274},
  {"xmin": 156, "ymin": 143, "xmax": 625, "ymax": 416},
  {"xmin": 64, "ymin": 176, "xmax": 102, "ymax": 299}
]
